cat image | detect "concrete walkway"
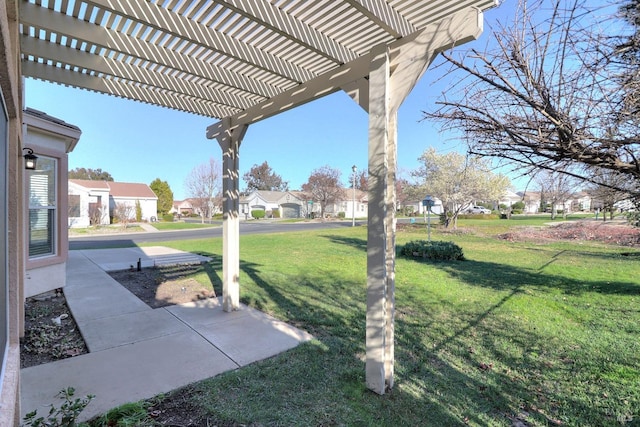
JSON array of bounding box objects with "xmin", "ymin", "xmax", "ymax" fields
[{"xmin": 21, "ymin": 247, "xmax": 313, "ymax": 422}]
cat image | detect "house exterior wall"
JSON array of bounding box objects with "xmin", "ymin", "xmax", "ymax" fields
[
  {"xmin": 23, "ymin": 114, "xmax": 80, "ymax": 298},
  {"xmin": 68, "ymin": 182, "xmax": 110, "ymax": 228},
  {"xmin": 110, "ymin": 196, "xmax": 157, "ymax": 221},
  {"xmin": 0, "ymin": 1, "xmax": 25, "ymax": 424}
]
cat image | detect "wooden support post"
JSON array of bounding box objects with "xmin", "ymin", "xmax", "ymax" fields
[
  {"xmin": 364, "ymin": 8, "xmax": 484, "ymax": 394},
  {"xmin": 216, "ymin": 119, "xmax": 248, "ymax": 312}
]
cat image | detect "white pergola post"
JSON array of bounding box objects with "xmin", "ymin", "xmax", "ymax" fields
[
  {"xmin": 216, "ymin": 119, "xmax": 248, "ymax": 312},
  {"xmin": 364, "ymin": 10, "xmax": 484, "ymax": 394},
  {"xmin": 365, "ymin": 45, "xmax": 397, "ymax": 394}
]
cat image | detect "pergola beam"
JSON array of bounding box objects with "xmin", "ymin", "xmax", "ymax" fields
[
  {"xmin": 215, "ymin": 0, "xmax": 358, "ymax": 65},
  {"xmin": 206, "ymin": 53, "xmax": 371, "ymax": 139},
  {"xmin": 22, "ymin": 61, "xmax": 230, "ymax": 117},
  {"xmin": 344, "ymin": 0, "xmax": 416, "ymax": 38},
  {"xmin": 20, "ymin": 36, "xmax": 248, "ymax": 112}
]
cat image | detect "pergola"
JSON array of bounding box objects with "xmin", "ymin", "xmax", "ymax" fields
[{"xmin": 19, "ymin": 0, "xmax": 496, "ymax": 394}]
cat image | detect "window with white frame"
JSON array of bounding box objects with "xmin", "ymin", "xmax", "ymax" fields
[{"xmin": 28, "ymin": 156, "xmax": 57, "ymax": 258}]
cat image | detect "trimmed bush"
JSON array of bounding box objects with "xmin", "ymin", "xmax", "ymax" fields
[
  {"xmin": 162, "ymin": 214, "xmax": 174, "ymax": 222},
  {"xmin": 337, "ymin": 212, "xmax": 346, "ymax": 219},
  {"xmin": 251, "ymin": 210, "xmax": 265, "ymax": 219},
  {"xmin": 400, "ymin": 240, "xmax": 465, "ymax": 261},
  {"xmin": 625, "ymin": 211, "xmax": 640, "ymax": 227}
]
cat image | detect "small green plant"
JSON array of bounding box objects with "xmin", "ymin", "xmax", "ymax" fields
[
  {"xmin": 90, "ymin": 401, "xmax": 154, "ymax": 426},
  {"xmin": 22, "ymin": 387, "xmax": 94, "ymax": 427},
  {"xmin": 337, "ymin": 211, "xmax": 346, "ymax": 219},
  {"xmin": 400, "ymin": 240, "xmax": 465, "ymax": 261},
  {"xmin": 251, "ymin": 209, "xmax": 265, "ymax": 219},
  {"xmin": 162, "ymin": 213, "xmax": 174, "ymax": 222}
]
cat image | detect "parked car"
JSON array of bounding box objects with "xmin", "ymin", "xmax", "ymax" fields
[{"xmin": 468, "ymin": 206, "xmax": 491, "ymax": 214}]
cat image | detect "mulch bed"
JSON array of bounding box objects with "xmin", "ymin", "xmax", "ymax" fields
[{"xmin": 20, "ymin": 264, "xmax": 216, "ymax": 369}]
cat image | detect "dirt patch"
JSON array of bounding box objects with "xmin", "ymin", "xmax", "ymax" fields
[
  {"xmin": 20, "ymin": 291, "xmax": 88, "ymax": 368},
  {"xmin": 108, "ymin": 264, "xmax": 218, "ymax": 308},
  {"xmin": 20, "ymin": 264, "xmax": 219, "ymax": 369},
  {"xmin": 497, "ymin": 220, "xmax": 640, "ymax": 247}
]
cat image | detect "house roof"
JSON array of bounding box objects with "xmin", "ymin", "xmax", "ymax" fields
[
  {"xmin": 69, "ymin": 179, "xmax": 111, "ymax": 190},
  {"xmin": 107, "ymin": 182, "xmax": 158, "ymax": 199},
  {"xmin": 19, "ymin": 0, "xmax": 497, "ymax": 130},
  {"xmin": 70, "ymin": 180, "xmax": 157, "ymax": 199},
  {"xmin": 24, "ymin": 107, "xmax": 82, "ymax": 152}
]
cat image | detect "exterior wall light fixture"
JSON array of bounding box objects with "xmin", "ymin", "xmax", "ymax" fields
[{"xmin": 23, "ymin": 148, "xmax": 38, "ymax": 170}]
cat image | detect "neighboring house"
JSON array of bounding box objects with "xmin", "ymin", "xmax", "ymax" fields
[
  {"xmin": 517, "ymin": 192, "xmax": 542, "ymax": 214},
  {"xmin": 241, "ymin": 190, "xmax": 312, "ymax": 219},
  {"xmin": 571, "ymin": 191, "xmax": 593, "ymax": 212},
  {"xmin": 498, "ymin": 190, "xmax": 522, "ymax": 210},
  {"xmin": 171, "ymin": 199, "xmax": 195, "ymax": 216},
  {"xmin": 24, "ymin": 109, "xmax": 81, "ymax": 298},
  {"xmin": 326, "ymin": 189, "xmax": 369, "ymax": 219},
  {"xmin": 68, "ymin": 180, "xmax": 110, "ymax": 227},
  {"xmin": 108, "ymin": 182, "xmax": 158, "ymax": 222},
  {"xmin": 68, "ymin": 180, "xmax": 158, "ymax": 227}
]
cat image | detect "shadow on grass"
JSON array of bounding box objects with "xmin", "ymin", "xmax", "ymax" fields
[
  {"xmin": 321, "ymin": 234, "xmax": 368, "ymax": 252},
  {"xmin": 435, "ymin": 257, "xmax": 639, "ymax": 296},
  {"xmin": 187, "ymin": 240, "xmax": 637, "ymax": 425}
]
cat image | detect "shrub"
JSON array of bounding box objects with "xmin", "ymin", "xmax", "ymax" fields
[
  {"xmin": 625, "ymin": 211, "xmax": 640, "ymax": 227},
  {"xmin": 400, "ymin": 240, "xmax": 465, "ymax": 261},
  {"xmin": 23, "ymin": 387, "xmax": 94, "ymax": 427},
  {"xmin": 162, "ymin": 214, "xmax": 174, "ymax": 222},
  {"xmin": 251, "ymin": 210, "xmax": 265, "ymax": 219},
  {"xmin": 337, "ymin": 211, "xmax": 346, "ymax": 219},
  {"xmin": 512, "ymin": 201, "xmax": 525, "ymax": 211}
]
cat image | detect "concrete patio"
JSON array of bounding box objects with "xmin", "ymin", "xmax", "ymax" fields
[{"xmin": 21, "ymin": 247, "xmax": 313, "ymax": 422}]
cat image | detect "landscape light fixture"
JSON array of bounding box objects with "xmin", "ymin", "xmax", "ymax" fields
[{"xmin": 23, "ymin": 148, "xmax": 38, "ymax": 170}]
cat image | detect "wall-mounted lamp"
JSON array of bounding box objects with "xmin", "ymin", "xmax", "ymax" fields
[{"xmin": 23, "ymin": 148, "xmax": 38, "ymax": 170}]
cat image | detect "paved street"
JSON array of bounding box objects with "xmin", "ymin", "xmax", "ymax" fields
[{"xmin": 69, "ymin": 220, "xmax": 359, "ymax": 249}]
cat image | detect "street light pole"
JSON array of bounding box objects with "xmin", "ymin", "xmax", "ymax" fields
[{"xmin": 352, "ymin": 165, "xmax": 357, "ymax": 227}]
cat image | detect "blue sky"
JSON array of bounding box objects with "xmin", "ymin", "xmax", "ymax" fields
[{"xmin": 25, "ymin": 3, "xmax": 517, "ymax": 201}]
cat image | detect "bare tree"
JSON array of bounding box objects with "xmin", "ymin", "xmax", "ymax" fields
[
  {"xmin": 302, "ymin": 166, "xmax": 343, "ymax": 218},
  {"xmin": 88, "ymin": 204, "xmax": 104, "ymax": 226},
  {"xmin": 184, "ymin": 158, "xmax": 222, "ymax": 223},
  {"xmin": 424, "ymin": 0, "xmax": 640, "ymax": 196},
  {"xmin": 113, "ymin": 202, "xmax": 135, "ymax": 229},
  {"xmin": 587, "ymin": 169, "xmax": 632, "ymax": 220},
  {"xmin": 535, "ymin": 170, "xmax": 576, "ymax": 219}
]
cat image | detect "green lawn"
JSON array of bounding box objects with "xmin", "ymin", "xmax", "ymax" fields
[
  {"xmin": 112, "ymin": 221, "xmax": 638, "ymax": 426},
  {"xmin": 151, "ymin": 221, "xmax": 218, "ymax": 230}
]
